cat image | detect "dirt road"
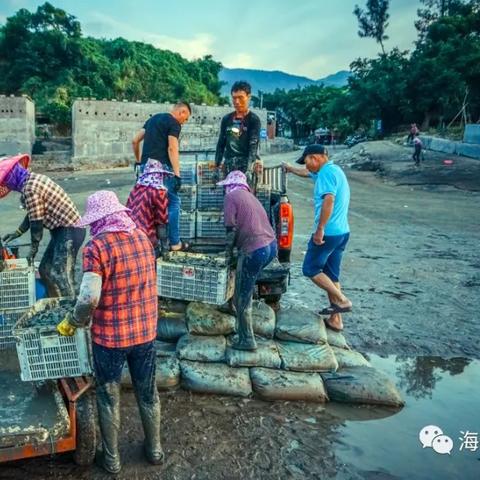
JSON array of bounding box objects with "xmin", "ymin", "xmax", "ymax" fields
[{"xmin": 0, "ymin": 145, "xmax": 479, "ymax": 479}]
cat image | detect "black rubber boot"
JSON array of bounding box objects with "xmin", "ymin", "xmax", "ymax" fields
[
  {"xmin": 232, "ymin": 307, "xmax": 257, "ymax": 351},
  {"xmin": 96, "ymin": 382, "xmax": 122, "ymax": 474},
  {"xmin": 138, "ymin": 397, "xmax": 165, "ymax": 465}
]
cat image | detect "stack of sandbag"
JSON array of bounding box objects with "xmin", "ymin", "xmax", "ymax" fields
[{"xmin": 134, "ymin": 299, "xmax": 403, "ymax": 407}]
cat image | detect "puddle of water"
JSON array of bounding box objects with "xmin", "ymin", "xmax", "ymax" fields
[{"xmin": 333, "ymin": 354, "xmax": 480, "ymax": 480}]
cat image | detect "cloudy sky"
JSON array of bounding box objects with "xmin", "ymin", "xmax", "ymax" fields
[{"xmin": 0, "ymin": 0, "xmax": 421, "ymax": 79}]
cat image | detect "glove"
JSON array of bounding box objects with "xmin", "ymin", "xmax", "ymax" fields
[
  {"xmin": 212, "ymin": 168, "xmax": 221, "ymax": 184},
  {"xmin": 26, "ymin": 247, "xmax": 37, "ymax": 266},
  {"xmin": 173, "ymin": 175, "xmax": 182, "ymax": 193},
  {"xmin": 57, "ymin": 313, "xmax": 76, "ymax": 336},
  {"xmin": 134, "ymin": 162, "xmax": 141, "ymax": 177},
  {"xmin": 2, "ymin": 230, "xmax": 22, "ymax": 244}
]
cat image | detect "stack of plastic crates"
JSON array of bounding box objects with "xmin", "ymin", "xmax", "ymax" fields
[
  {"xmin": 196, "ymin": 212, "xmax": 226, "ymax": 239},
  {"xmin": 157, "ymin": 252, "xmax": 234, "ymax": 305},
  {"xmin": 197, "ymin": 161, "xmax": 224, "ymax": 185},
  {"xmin": 255, "ymin": 184, "xmax": 272, "ymax": 214},
  {"xmin": 0, "ymin": 259, "xmax": 36, "ymax": 350},
  {"xmin": 13, "ymin": 298, "xmax": 93, "ymax": 381},
  {"xmin": 179, "ymin": 211, "xmax": 196, "ymax": 239},
  {"xmin": 178, "ymin": 185, "xmax": 197, "ymax": 211},
  {"xmin": 180, "ymin": 160, "xmax": 197, "ymax": 185},
  {"xmin": 197, "ymin": 186, "xmax": 225, "ymax": 211}
]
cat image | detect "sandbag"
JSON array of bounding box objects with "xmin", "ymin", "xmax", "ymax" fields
[
  {"xmin": 325, "ymin": 328, "xmax": 349, "ymax": 349},
  {"xmin": 176, "ymin": 334, "xmax": 226, "ymax": 362},
  {"xmin": 275, "ymin": 306, "xmax": 327, "ymax": 344},
  {"xmin": 250, "ymin": 368, "xmax": 328, "ymax": 402},
  {"xmin": 321, "ymin": 367, "xmax": 404, "ymax": 407},
  {"xmin": 332, "ymin": 346, "xmax": 370, "ymax": 369},
  {"xmin": 186, "ymin": 302, "xmax": 236, "ymax": 336},
  {"xmin": 121, "ymin": 356, "xmax": 180, "ymax": 391},
  {"xmin": 155, "ymin": 340, "xmax": 177, "ymax": 357},
  {"xmin": 225, "ymin": 338, "xmax": 281, "ymax": 369},
  {"xmin": 157, "ymin": 312, "xmax": 188, "ymax": 342},
  {"xmin": 252, "ymin": 300, "xmax": 276, "ymax": 339},
  {"xmin": 180, "ymin": 360, "xmax": 252, "ymax": 398},
  {"xmin": 277, "ymin": 340, "xmax": 338, "ymax": 373}
]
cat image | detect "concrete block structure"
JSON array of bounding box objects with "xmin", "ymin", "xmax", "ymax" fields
[
  {"xmin": 463, "ymin": 124, "xmax": 480, "ymax": 144},
  {"xmin": 72, "ymin": 100, "xmax": 267, "ymax": 168},
  {"xmin": 0, "ymin": 96, "xmax": 35, "ymax": 156}
]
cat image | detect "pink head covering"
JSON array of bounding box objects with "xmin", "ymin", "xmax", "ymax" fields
[
  {"xmin": 137, "ymin": 158, "xmax": 168, "ymax": 190},
  {"xmin": 216, "ymin": 170, "xmax": 251, "ymax": 194}
]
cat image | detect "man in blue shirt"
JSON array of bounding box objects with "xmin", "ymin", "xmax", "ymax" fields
[{"xmin": 284, "ymin": 144, "xmax": 352, "ymax": 332}]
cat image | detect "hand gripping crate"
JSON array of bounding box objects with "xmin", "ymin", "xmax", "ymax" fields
[
  {"xmin": 196, "ymin": 211, "xmax": 226, "ymax": 239},
  {"xmin": 0, "ymin": 308, "xmax": 27, "ymax": 350},
  {"xmin": 197, "ymin": 186, "xmax": 225, "ymax": 211},
  {"xmin": 180, "ymin": 162, "xmax": 197, "ymax": 185},
  {"xmin": 178, "ymin": 185, "xmax": 197, "ymax": 211},
  {"xmin": 179, "ymin": 211, "xmax": 196, "ymax": 239},
  {"xmin": 0, "ymin": 259, "xmax": 35, "ymax": 310},
  {"xmin": 13, "ymin": 298, "xmax": 93, "ymax": 382},
  {"xmin": 197, "ymin": 161, "xmax": 224, "ymax": 185},
  {"xmin": 157, "ymin": 252, "xmax": 234, "ymax": 305},
  {"xmin": 255, "ymin": 184, "xmax": 272, "ymax": 214}
]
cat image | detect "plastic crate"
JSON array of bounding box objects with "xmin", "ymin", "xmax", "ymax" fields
[
  {"xmin": 197, "ymin": 186, "xmax": 225, "ymax": 211},
  {"xmin": 197, "ymin": 161, "xmax": 224, "ymax": 185},
  {"xmin": 255, "ymin": 184, "xmax": 272, "ymax": 214},
  {"xmin": 180, "ymin": 162, "xmax": 197, "ymax": 185},
  {"xmin": 178, "ymin": 185, "xmax": 197, "ymax": 211},
  {"xmin": 0, "ymin": 308, "xmax": 27, "ymax": 350},
  {"xmin": 13, "ymin": 298, "xmax": 93, "ymax": 382},
  {"xmin": 0, "ymin": 259, "xmax": 35, "ymax": 310},
  {"xmin": 157, "ymin": 253, "xmax": 234, "ymax": 305},
  {"xmin": 180, "ymin": 211, "xmax": 196, "ymax": 239},
  {"xmin": 196, "ymin": 211, "xmax": 226, "ymax": 239}
]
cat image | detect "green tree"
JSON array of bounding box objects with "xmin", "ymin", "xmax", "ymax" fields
[{"xmin": 353, "ymin": 0, "xmax": 390, "ymax": 54}]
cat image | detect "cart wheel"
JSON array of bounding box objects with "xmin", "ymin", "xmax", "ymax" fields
[{"xmin": 73, "ymin": 390, "xmax": 97, "ymax": 466}]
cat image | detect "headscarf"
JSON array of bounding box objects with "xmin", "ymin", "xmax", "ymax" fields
[
  {"xmin": 3, "ymin": 163, "xmax": 30, "ymax": 192},
  {"xmin": 137, "ymin": 158, "xmax": 168, "ymax": 190},
  {"xmin": 90, "ymin": 211, "xmax": 136, "ymax": 237}
]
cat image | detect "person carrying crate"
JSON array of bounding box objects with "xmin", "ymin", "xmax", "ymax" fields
[
  {"xmin": 56, "ymin": 190, "xmax": 163, "ymax": 474},
  {"xmin": 217, "ymin": 170, "xmax": 277, "ymax": 351},
  {"xmin": 0, "ymin": 154, "xmax": 85, "ymax": 297}
]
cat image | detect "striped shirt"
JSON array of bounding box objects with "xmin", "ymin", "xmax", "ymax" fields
[
  {"xmin": 126, "ymin": 185, "xmax": 168, "ymax": 246},
  {"xmin": 22, "ymin": 173, "xmax": 80, "ymax": 230},
  {"xmin": 83, "ymin": 229, "xmax": 158, "ymax": 348}
]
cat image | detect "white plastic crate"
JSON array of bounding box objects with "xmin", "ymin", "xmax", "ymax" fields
[
  {"xmin": 180, "ymin": 162, "xmax": 197, "ymax": 185},
  {"xmin": 0, "ymin": 259, "xmax": 36, "ymax": 310},
  {"xmin": 13, "ymin": 298, "xmax": 93, "ymax": 382},
  {"xmin": 196, "ymin": 212, "xmax": 226, "ymax": 239},
  {"xmin": 178, "ymin": 185, "xmax": 197, "ymax": 211},
  {"xmin": 156, "ymin": 254, "xmax": 234, "ymax": 305},
  {"xmin": 0, "ymin": 308, "xmax": 27, "ymax": 350},
  {"xmin": 197, "ymin": 186, "xmax": 225, "ymax": 210},
  {"xmin": 197, "ymin": 161, "xmax": 224, "ymax": 185},
  {"xmin": 255, "ymin": 184, "xmax": 272, "ymax": 214},
  {"xmin": 180, "ymin": 211, "xmax": 196, "ymax": 239}
]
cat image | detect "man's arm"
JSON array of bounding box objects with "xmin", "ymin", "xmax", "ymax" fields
[
  {"xmin": 167, "ymin": 135, "xmax": 181, "ymax": 177},
  {"xmin": 71, "ymin": 272, "xmax": 102, "ymax": 327},
  {"xmin": 132, "ymin": 129, "xmax": 145, "ymax": 163},
  {"xmin": 215, "ymin": 116, "xmax": 228, "ymax": 168},
  {"xmin": 247, "ymin": 114, "xmax": 261, "ymax": 165},
  {"xmin": 283, "ymin": 163, "xmax": 310, "ymax": 177},
  {"xmin": 313, "ymin": 194, "xmax": 334, "ymax": 245}
]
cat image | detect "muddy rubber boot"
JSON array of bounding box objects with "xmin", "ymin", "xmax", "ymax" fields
[
  {"xmin": 96, "ymin": 382, "xmax": 122, "ymax": 474},
  {"xmin": 138, "ymin": 398, "xmax": 165, "ymax": 465},
  {"xmin": 232, "ymin": 307, "xmax": 257, "ymax": 351}
]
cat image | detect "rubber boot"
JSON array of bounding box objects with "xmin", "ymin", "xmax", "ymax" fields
[
  {"xmin": 96, "ymin": 382, "xmax": 122, "ymax": 474},
  {"xmin": 138, "ymin": 397, "xmax": 165, "ymax": 465},
  {"xmin": 232, "ymin": 306, "xmax": 257, "ymax": 351}
]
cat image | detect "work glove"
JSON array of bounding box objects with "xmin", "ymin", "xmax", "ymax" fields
[
  {"xmin": 212, "ymin": 167, "xmax": 221, "ymax": 184},
  {"xmin": 173, "ymin": 175, "xmax": 182, "ymax": 193},
  {"xmin": 57, "ymin": 312, "xmax": 77, "ymax": 336},
  {"xmin": 26, "ymin": 246, "xmax": 38, "ymax": 266},
  {"xmin": 2, "ymin": 230, "xmax": 22, "ymax": 244},
  {"xmin": 134, "ymin": 162, "xmax": 141, "ymax": 178}
]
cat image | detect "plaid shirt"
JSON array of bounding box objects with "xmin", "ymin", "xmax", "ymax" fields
[
  {"xmin": 126, "ymin": 185, "xmax": 168, "ymax": 246},
  {"xmin": 22, "ymin": 173, "xmax": 80, "ymax": 230},
  {"xmin": 83, "ymin": 229, "xmax": 158, "ymax": 348}
]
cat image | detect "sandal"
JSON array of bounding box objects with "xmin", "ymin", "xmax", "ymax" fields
[
  {"xmin": 319, "ymin": 302, "xmax": 352, "ymax": 315},
  {"xmin": 324, "ymin": 319, "xmax": 343, "ymax": 333}
]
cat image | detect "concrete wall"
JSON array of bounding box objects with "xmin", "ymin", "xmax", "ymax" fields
[
  {"xmin": 0, "ymin": 95, "xmax": 35, "ymax": 156},
  {"xmin": 72, "ymin": 100, "xmax": 268, "ymax": 168},
  {"xmin": 463, "ymin": 124, "xmax": 480, "ymax": 144},
  {"xmin": 420, "ymin": 135, "xmax": 480, "ymax": 160}
]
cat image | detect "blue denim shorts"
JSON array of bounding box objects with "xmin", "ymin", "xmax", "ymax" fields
[{"xmin": 302, "ymin": 233, "xmax": 350, "ymax": 282}]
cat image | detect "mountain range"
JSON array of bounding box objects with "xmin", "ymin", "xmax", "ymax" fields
[{"xmin": 219, "ymin": 68, "xmax": 350, "ymax": 95}]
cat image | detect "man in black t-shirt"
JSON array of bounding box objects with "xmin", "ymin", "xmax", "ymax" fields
[
  {"xmin": 132, "ymin": 102, "xmax": 191, "ymax": 251},
  {"xmin": 215, "ymin": 81, "xmax": 262, "ymax": 180}
]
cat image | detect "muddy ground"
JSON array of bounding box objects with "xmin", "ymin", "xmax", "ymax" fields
[{"xmin": 0, "ymin": 142, "xmax": 479, "ymax": 479}]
